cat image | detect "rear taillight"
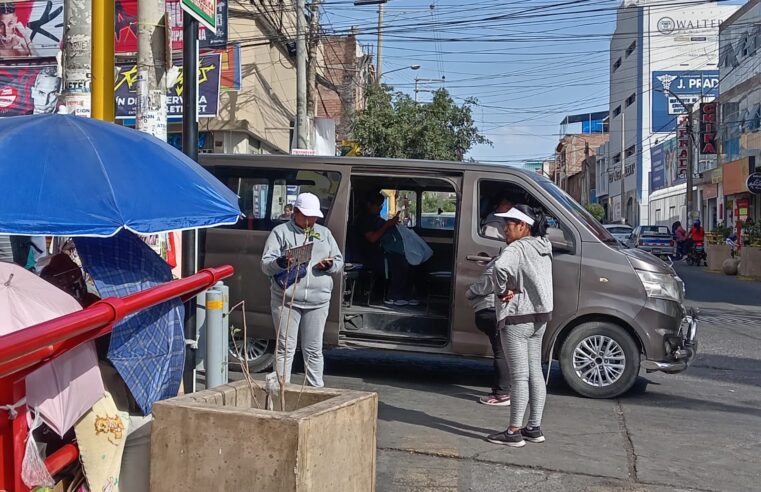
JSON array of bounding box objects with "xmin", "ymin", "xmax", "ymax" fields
[
  {"xmin": 638, "ymin": 240, "xmax": 645, "ymax": 246},
  {"xmin": 669, "ymin": 240, "xmax": 674, "ymax": 247}
]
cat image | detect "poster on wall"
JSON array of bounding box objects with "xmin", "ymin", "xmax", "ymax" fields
[
  {"xmin": 0, "ymin": 65, "xmax": 60, "ymax": 116},
  {"xmin": 115, "ymin": 53, "xmax": 221, "ymax": 119},
  {"xmin": 650, "ymin": 142, "xmax": 666, "ymax": 191},
  {"xmin": 115, "ymin": 0, "xmax": 227, "ymax": 53},
  {"xmin": 676, "ymin": 118, "xmax": 690, "ymax": 182},
  {"xmin": 651, "ymin": 71, "xmax": 719, "ymax": 133},
  {"xmin": 0, "ymin": 0, "xmax": 63, "ymax": 59}
]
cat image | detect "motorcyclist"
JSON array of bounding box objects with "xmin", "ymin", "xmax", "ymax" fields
[{"xmin": 686, "ymin": 220, "xmax": 706, "ymax": 263}]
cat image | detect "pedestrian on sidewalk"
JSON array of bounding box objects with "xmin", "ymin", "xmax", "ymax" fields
[
  {"xmin": 466, "ymin": 256, "xmax": 511, "ymax": 406},
  {"xmin": 486, "ymin": 204, "xmax": 553, "ymax": 448},
  {"xmin": 261, "ymin": 192, "xmax": 344, "ymax": 387}
]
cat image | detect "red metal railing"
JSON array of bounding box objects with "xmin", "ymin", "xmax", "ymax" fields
[{"xmin": 0, "ymin": 265, "xmax": 234, "ymax": 491}]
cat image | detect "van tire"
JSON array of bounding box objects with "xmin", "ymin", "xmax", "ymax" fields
[
  {"xmin": 228, "ymin": 337, "xmax": 276, "ymax": 373},
  {"xmin": 559, "ymin": 322, "xmax": 640, "ymax": 399}
]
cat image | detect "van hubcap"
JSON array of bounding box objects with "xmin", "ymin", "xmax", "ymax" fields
[
  {"xmin": 573, "ymin": 335, "xmax": 626, "ymax": 387},
  {"xmin": 230, "ymin": 337, "xmax": 270, "ymax": 362}
]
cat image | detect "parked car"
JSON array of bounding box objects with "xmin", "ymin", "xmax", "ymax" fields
[
  {"xmin": 603, "ymin": 224, "xmax": 634, "ymax": 245},
  {"xmin": 201, "ymin": 155, "xmax": 697, "ymax": 399},
  {"xmin": 627, "ymin": 225, "xmax": 675, "ymax": 261}
]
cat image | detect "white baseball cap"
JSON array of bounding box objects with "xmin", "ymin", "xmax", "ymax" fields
[
  {"xmin": 293, "ymin": 192, "xmax": 324, "ymax": 218},
  {"xmin": 495, "ymin": 207, "xmax": 535, "ymax": 226}
]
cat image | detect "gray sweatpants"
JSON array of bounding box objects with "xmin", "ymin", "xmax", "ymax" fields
[
  {"xmin": 271, "ymin": 299, "xmax": 330, "ymax": 387},
  {"xmin": 500, "ymin": 320, "xmax": 547, "ymax": 428}
]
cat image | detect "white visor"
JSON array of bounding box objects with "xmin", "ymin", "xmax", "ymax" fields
[{"xmin": 494, "ymin": 207, "xmax": 535, "ymax": 226}]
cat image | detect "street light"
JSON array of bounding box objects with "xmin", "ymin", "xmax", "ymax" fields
[
  {"xmin": 656, "ymin": 87, "xmax": 698, "ymax": 223},
  {"xmin": 380, "ymin": 64, "xmax": 421, "ymax": 79}
]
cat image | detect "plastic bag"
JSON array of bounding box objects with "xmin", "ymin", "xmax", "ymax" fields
[
  {"xmin": 22, "ymin": 411, "xmax": 55, "ymax": 489},
  {"xmin": 396, "ymin": 225, "xmax": 433, "ymax": 265}
]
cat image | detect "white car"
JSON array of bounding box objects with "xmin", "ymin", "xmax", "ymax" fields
[{"xmin": 603, "ymin": 224, "xmax": 634, "ymax": 245}]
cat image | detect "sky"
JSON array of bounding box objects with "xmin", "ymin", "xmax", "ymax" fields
[{"xmin": 319, "ymin": 0, "xmax": 746, "ymax": 166}]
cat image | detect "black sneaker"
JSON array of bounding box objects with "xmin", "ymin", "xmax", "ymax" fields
[
  {"xmin": 521, "ymin": 426, "xmax": 545, "ymax": 443},
  {"xmin": 486, "ymin": 428, "xmax": 525, "ymax": 447}
]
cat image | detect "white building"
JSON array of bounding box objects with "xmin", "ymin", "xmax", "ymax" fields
[{"xmin": 607, "ymin": 0, "xmax": 738, "ymax": 226}]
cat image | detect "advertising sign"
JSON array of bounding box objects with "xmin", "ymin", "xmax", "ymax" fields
[
  {"xmin": 676, "ymin": 119, "xmax": 690, "ymax": 181},
  {"xmin": 217, "ymin": 42, "xmax": 241, "ymax": 91},
  {"xmin": 650, "ymin": 142, "xmax": 666, "ymax": 191},
  {"xmin": 115, "ymin": 0, "xmax": 227, "ymax": 53},
  {"xmin": 0, "ymin": 64, "xmax": 60, "ymax": 116},
  {"xmin": 115, "ymin": 53, "xmax": 221, "ymax": 119},
  {"xmin": 747, "ymin": 173, "xmax": 761, "ymax": 195},
  {"xmin": 182, "ymin": 0, "xmax": 217, "ymax": 32},
  {"xmin": 651, "ymin": 71, "xmax": 719, "ymax": 133},
  {"xmin": 699, "ymin": 102, "xmax": 717, "ymax": 155},
  {"xmin": 0, "ymin": 0, "xmax": 63, "ymax": 59}
]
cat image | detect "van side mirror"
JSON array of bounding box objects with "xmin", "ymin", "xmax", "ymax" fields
[{"xmin": 546, "ymin": 228, "xmax": 573, "ymax": 253}]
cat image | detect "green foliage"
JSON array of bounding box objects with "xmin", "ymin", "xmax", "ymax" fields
[
  {"xmin": 585, "ymin": 203, "xmax": 605, "ymax": 222},
  {"xmin": 714, "ymin": 222, "xmax": 733, "ymax": 243},
  {"xmin": 351, "ymin": 84, "xmax": 491, "ymax": 161},
  {"xmin": 422, "ymin": 192, "xmax": 455, "ymax": 214}
]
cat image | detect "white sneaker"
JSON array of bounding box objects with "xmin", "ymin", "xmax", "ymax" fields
[
  {"xmin": 383, "ymin": 298, "xmax": 395, "ymax": 306},
  {"xmin": 407, "ymin": 299, "xmax": 420, "ymax": 306},
  {"xmin": 394, "ymin": 300, "xmax": 409, "ymax": 306}
]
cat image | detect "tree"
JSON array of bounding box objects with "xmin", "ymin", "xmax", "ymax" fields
[
  {"xmin": 350, "ymin": 84, "xmax": 491, "ymax": 161},
  {"xmin": 585, "ymin": 203, "xmax": 605, "ymax": 222}
]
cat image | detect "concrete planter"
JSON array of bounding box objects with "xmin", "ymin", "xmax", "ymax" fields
[
  {"xmin": 150, "ymin": 381, "xmax": 378, "ymax": 491},
  {"xmin": 706, "ymin": 244, "xmax": 732, "ymax": 272},
  {"xmin": 739, "ymin": 247, "xmax": 761, "ymax": 279}
]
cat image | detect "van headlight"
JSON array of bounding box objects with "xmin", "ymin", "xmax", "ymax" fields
[{"xmin": 636, "ymin": 270, "xmax": 683, "ymax": 302}]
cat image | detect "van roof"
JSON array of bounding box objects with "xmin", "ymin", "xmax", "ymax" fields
[{"xmin": 201, "ymin": 154, "xmax": 549, "ymax": 182}]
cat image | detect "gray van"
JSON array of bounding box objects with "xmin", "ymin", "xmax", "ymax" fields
[{"xmin": 201, "ymin": 155, "xmax": 697, "ymax": 398}]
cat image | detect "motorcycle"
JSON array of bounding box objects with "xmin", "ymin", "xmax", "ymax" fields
[{"xmin": 686, "ymin": 241, "xmax": 707, "ymax": 266}]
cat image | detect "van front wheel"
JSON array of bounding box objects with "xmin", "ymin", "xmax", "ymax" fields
[{"xmin": 559, "ymin": 322, "xmax": 640, "ymax": 398}]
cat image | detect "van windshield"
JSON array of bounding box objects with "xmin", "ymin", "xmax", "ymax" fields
[{"xmin": 536, "ymin": 179, "xmax": 618, "ymax": 244}]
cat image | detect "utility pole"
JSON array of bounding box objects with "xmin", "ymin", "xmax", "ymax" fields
[
  {"xmin": 685, "ymin": 103, "xmax": 695, "ymax": 222},
  {"xmin": 296, "ymin": 0, "xmax": 309, "ymax": 149},
  {"xmin": 61, "ymin": 0, "xmax": 92, "ymax": 117},
  {"xmin": 306, "ymin": 0, "xmax": 321, "ymax": 124},
  {"xmin": 376, "ymin": 2, "xmax": 384, "ymax": 80},
  {"xmin": 620, "ymin": 108, "xmax": 625, "ymax": 224},
  {"xmin": 136, "ymin": 0, "xmax": 168, "ymax": 141}
]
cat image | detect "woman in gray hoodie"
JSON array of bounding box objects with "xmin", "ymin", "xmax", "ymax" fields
[
  {"xmin": 261, "ymin": 193, "xmax": 343, "ymax": 388},
  {"xmin": 487, "ymin": 204, "xmax": 553, "ymax": 448}
]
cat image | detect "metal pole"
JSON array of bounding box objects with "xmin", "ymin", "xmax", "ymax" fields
[
  {"xmin": 620, "ymin": 110, "xmax": 625, "ymax": 224},
  {"xmin": 306, "ymin": 0, "xmax": 321, "ymax": 125},
  {"xmin": 376, "ymin": 2, "xmax": 384, "ymax": 80},
  {"xmin": 61, "ymin": 0, "xmax": 92, "ymax": 117},
  {"xmin": 205, "ymin": 288, "xmax": 225, "ymax": 388},
  {"xmin": 91, "ymin": 0, "xmax": 114, "ymax": 121},
  {"xmin": 296, "ymin": 0, "xmax": 309, "ymax": 149},
  {"xmin": 181, "ymin": 12, "xmax": 199, "ymax": 393},
  {"xmin": 136, "ymin": 0, "xmax": 168, "ymax": 141}
]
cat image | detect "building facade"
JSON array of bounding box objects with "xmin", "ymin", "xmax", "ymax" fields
[
  {"xmin": 715, "ymin": 0, "xmax": 761, "ymax": 230},
  {"xmin": 609, "ymin": 0, "xmax": 738, "ymax": 226},
  {"xmin": 554, "ymin": 133, "xmax": 608, "ymax": 204}
]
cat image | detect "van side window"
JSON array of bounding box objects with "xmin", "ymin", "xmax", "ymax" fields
[
  {"xmin": 421, "ymin": 191, "xmax": 456, "ymax": 230},
  {"xmin": 385, "ymin": 189, "xmax": 417, "ymax": 227},
  {"xmin": 216, "ymin": 167, "xmax": 341, "ymax": 231}
]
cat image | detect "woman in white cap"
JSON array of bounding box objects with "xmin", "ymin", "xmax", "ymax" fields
[
  {"xmin": 261, "ymin": 192, "xmax": 344, "ymax": 387},
  {"xmin": 486, "ymin": 204, "xmax": 553, "ymax": 448}
]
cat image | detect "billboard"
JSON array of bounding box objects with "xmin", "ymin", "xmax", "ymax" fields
[
  {"xmin": 115, "ymin": 0, "xmax": 227, "ymax": 54},
  {"xmin": 651, "ymin": 71, "xmax": 719, "ymax": 133},
  {"xmin": 650, "ymin": 142, "xmax": 666, "ymax": 192},
  {"xmin": 0, "ymin": 0, "xmax": 63, "ymax": 59},
  {"xmin": 0, "ymin": 64, "xmax": 60, "ymax": 116},
  {"xmin": 115, "ymin": 53, "xmax": 221, "ymax": 119}
]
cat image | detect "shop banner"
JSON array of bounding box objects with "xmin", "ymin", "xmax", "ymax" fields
[
  {"xmin": 676, "ymin": 119, "xmax": 690, "ymax": 182},
  {"xmin": 0, "ymin": 0, "xmax": 63, "ymax": 59},
  {"xmin": 651, "ymin": 70, "xmax": 719, "ymax": 133},
  {"xmin": 699, "ymin": 102, "xmax": 717, "ymax": 155},
  {"xmin": 218, "ymin": 42, "xmax": 241, "ymax": 91},
  {"xmin": 0, "ymin": 64, "xmax": 60, "ymax": 116},
  {"xmin": 115, "ymin": 53, "xmax": 221, "ymax": 119},
  {"xmin": 115, "ymin": 0, "xmax": 227, "ymax": 54}
]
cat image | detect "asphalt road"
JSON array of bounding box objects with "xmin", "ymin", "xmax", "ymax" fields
[{"xmin": 238, "ymin": 263, "xmax": 761, "ymax": 491}]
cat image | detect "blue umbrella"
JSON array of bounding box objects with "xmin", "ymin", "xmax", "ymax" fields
[
  {"xmin": 0, "ymin": 114, "xmax": 241, "ymax": 236},
  {"xmin": 76, "ymin": 230, "xmax": 185, "ymax": 415}
]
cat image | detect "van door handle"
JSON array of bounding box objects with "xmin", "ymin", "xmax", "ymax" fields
[{"xmin": 466, "ymin": 255, "xmax": 493, "ymax": 262}]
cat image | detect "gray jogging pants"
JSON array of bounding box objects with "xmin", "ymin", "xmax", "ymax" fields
[
  {"xmin": 500, "ymin": 320, "xmax": 547, "ymax": 428},
  {"xmin": 271, "ymin": 299, "xmax": 330, "ymax": 387}
]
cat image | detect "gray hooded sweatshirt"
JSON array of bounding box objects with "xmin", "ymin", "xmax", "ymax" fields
[
  {"xmin": 466, "ymin": 258, "xmax": 497, "ymax": 313},
  {"xmin": 493, "ymin": 236, "xmax": 553, "ymax": 325},
  {"xmin": 261, "ymin": 220, "xmax": 344, "ymax": 309}
]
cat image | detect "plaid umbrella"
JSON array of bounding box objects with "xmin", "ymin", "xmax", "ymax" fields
[{"xmin": 76, "ymin": 231, "xmax": 185, "ymax": 415}]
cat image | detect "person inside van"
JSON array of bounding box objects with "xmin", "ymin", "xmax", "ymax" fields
[
  {"xmin": 487, "ymin": 204, "xmax": 553, "ymax": 448},
  {"xmin": 261, "ymin": 193, "xmax": 344, "ymax": 388},
  {"xmin": 278, "ymin": 203, "xmax": 294, "ymax": 220},
  {"xmin": 481, "ymin": 196, "xmax": 514, "ymax": 240},
  {"xmin": 356, "ymin": 192, "xmax": 417, "ymax": 306},
  {"xmin": 466, "ymin": 258, "xmax": 510, "ymax": 406}
]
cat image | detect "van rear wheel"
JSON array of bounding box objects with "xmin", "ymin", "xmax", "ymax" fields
[{"xmin": 559, "ymin": 322, "xmax": 640, "ymax": 399}]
